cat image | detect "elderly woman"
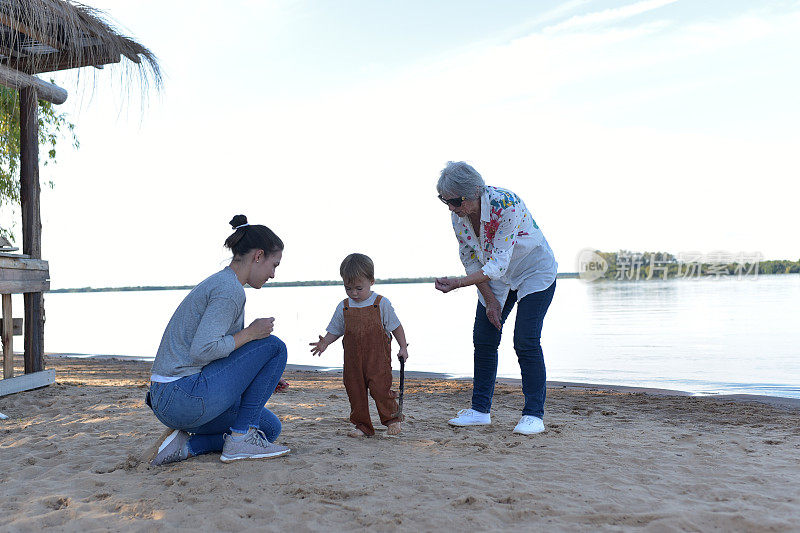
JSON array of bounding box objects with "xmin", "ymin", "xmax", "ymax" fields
[{"xmin": 434, "ymin": 161, "xmax": 557, "ymax": 435}]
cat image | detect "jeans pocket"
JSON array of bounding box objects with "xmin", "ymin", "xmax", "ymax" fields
[
  {"xmin": 155, "ymin": 385, "xmax": 205, "ymax": 429},
  {"xmin": 149, "ymin": 382, "xmax": 168, "ymax": 410}
]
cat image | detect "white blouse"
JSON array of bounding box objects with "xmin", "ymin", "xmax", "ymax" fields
[{"xmin": 451, "ymin": 186, "xmax": 557, "ymax": 307}]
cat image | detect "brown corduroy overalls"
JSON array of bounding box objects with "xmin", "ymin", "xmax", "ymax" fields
[{"xmin": 342, "ymin": 295, "xmax": 400, "ymax": 436}]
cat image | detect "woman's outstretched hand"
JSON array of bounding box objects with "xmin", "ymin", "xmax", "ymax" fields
[{"xmin": 435, "ymin": 277, "xmax": 461, "ymax": 293}]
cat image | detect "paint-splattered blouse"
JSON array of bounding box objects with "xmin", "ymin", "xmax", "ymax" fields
[{"xmin": 452, "ymin": 186, "xmax": 557, "ymax": 306}]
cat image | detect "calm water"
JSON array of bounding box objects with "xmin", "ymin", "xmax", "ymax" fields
[{"xmin": 31, "ymin": 274, "xmax": 800, "ymax": 399}]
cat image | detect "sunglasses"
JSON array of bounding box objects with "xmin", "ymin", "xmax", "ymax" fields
[{"xmin": 438, "ymin": 194, "xmax": 467, "ymax": 207}]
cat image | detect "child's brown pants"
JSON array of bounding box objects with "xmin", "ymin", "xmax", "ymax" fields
[{"xmin": 342, "ymin": 296, "xmax": 400, "ymax": 436}]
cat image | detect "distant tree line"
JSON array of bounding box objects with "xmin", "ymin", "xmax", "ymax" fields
[
  {"xmin": 759, "ymin": 260, "xmax": 800, "ymax": 275},
  {"xmin": 47, "ymin": 277, "xmax": 443, "ymax": 293},
  {"xmin": 47, "ymin": 273, "xmax": 580, "ymax": 294},
  {"xmin": 591, "ymin": 250, "xmax": 800, "ymax": 281}
]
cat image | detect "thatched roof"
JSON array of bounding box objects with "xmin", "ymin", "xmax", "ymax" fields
[{"xmin": 0, "ymin": 0, "xmax": 160, "ymax": 86}]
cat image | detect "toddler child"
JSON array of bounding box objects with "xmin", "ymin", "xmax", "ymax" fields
[{"xmin": 310, "ymin": 253, "xmax": 409, "ymax": 437}]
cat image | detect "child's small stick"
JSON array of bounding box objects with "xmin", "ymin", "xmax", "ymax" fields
[
  {"xmin": 391, "ymin": 356, "xmax": 405, "ymax": 419},
  {"xmin": 398, "ymin": 357, "xmax": 404, "ymax": 417}
]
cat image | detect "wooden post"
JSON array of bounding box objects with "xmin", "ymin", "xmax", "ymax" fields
[
  {"xmin": 2, "ymin": 294, "xmax": 12, "ymax": 378},
  {"xmin": 19, "ymin": 87, "xmax": 45, "ymax": 374}
]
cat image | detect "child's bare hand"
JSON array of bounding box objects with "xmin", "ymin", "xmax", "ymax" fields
[
  {"xmin": 397, "ymin": 346, "xmax": 409, "ymax": 362},
  {"xmin": 309, "ymin": 335, "xmax": 327, "ymax": 356}
]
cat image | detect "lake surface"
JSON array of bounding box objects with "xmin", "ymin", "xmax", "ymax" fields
[{"xmin": 31, "ymin": 274, "xmax": 800, "ymax": 399}]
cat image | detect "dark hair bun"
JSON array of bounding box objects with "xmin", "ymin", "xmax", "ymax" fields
[
  {"xmin": 229, "ymin": 214, "xmax": 248, "ymax": 229},
  {"xmin": 224, "ymin": 218, "xmax": 284, "ymax": 257}
]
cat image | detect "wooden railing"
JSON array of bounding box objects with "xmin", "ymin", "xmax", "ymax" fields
[{"xmin": 0, "ymin": 253, "xmax": 54, "ymax": 396}]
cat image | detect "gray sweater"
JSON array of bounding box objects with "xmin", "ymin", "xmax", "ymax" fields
[{"xmin": 150, "ymin": 267, "xmax": 245, "ymax": 378}]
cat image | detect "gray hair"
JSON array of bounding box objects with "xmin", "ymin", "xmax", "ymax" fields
[{"xmin": 436, "ymin": 161, "xmax": 485, "ymax": 200}]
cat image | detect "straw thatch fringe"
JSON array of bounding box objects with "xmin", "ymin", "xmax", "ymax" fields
[{"xmin": 0, "ymin": 0, "xmax": 161, "ymax": 94}]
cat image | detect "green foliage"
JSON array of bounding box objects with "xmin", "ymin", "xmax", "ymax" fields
[
  {"xmin": 759, "ymin": 260, "xmax": 800, "ymax": 275},
  {"xmin": 0, "ymin": 84, "xmax": 79, "ymax": 241},
  {"xmin": 594, "ymin": 251, "xmax": 799, "ymax": 281}
]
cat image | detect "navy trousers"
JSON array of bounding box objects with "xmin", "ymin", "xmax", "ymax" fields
[{"xmin": 471, "ymin": 280, "xmax": 556, "ymax": 418}]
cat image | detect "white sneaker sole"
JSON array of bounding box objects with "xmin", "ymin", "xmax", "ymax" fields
[
  {"xmin": 220, "ymin": 448, "xmax": 291, "ymax": 462},
  {"xmin": 513, "ymin": 426, "xmax": 545, "ymax": 435},
  {"xmin": 448, "ymin": 419, "xmax": 491, "ymax": 427}
]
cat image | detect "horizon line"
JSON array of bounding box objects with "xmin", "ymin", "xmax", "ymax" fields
[{"xmin": 46, "ymin": 273, "xmax": 583, "ymax": 293}]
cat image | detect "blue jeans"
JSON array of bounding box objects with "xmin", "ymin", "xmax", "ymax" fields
[
  {"xmin": 148, "ymin": 336, "xmax": 287, "ymax": 456},
  {"xmin": 472, "ymin": 280, "xmax": 555, "ymax": 418}
]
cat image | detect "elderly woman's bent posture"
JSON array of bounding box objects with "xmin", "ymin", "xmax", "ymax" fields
[
  {"xmin": 147, "ymin": 215, "xmax": 291, "ymax": 465},
  {"xmin": 434, "ymin": 162, "xmax": 557, "ymax": 435}
]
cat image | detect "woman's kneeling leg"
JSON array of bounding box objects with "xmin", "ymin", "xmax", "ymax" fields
[{"xmin": 199, "ymin": 336, "xmax": 288, "ymax": 433}]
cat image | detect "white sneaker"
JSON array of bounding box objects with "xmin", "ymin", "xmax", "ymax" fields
[
  {"xmin": 448, "ymin": 408, "xmax": 491, "ymax": 427},
  {"xmin": 513, "ymin": 415, "xmax": 545, "ymax": 435}
]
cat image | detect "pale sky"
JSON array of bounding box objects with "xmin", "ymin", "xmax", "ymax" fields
[{"xmin": 6, "ymin": 0, "xmax": 799, "ymax": 288}]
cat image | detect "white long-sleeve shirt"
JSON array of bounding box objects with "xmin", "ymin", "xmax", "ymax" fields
[{"xmin": 452, "ymin": 186, "xmax": 557, "ymax": 307}]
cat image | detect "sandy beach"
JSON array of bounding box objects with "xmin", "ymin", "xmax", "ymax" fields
[{"xmin": 1, "ymin": 356, "xmax": 799, "ymax": 532}]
